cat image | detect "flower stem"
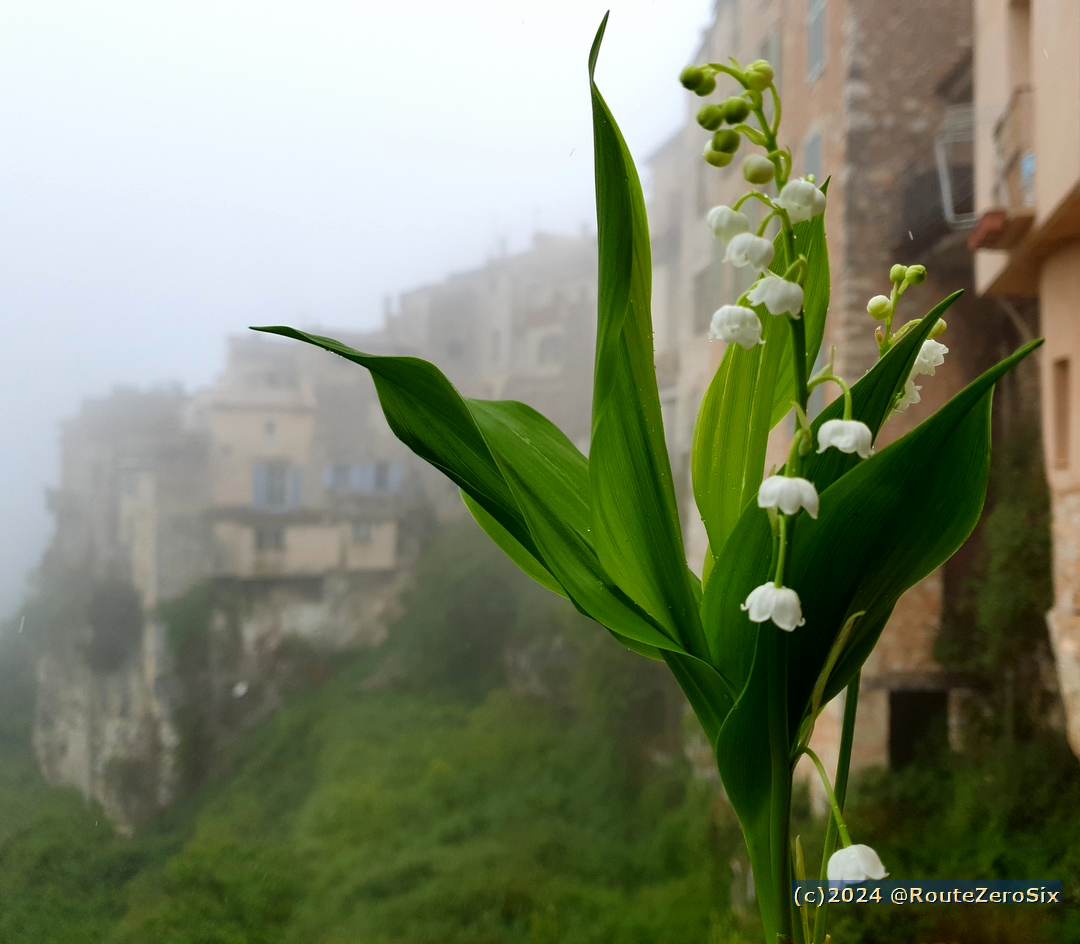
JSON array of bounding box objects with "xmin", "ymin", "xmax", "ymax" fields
[
  {"xmin": 812, "ymin": 673, "xmax": 861, "ymax": 944},
  {"xmin": 798, "ymin": 746, "xmax": 852, "ymax": 847}
]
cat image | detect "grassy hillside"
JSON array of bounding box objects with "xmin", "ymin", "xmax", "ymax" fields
[{"xmin": 1, "ymin": 514, "xmax": 1077, "ymax": 943}]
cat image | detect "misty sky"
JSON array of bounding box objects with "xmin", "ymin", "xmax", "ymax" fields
[{"xmin": 0, "ymin": 0, "xmax": 714, "ymax": 617}]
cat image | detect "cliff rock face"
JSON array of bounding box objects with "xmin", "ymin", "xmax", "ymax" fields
[
  {"xmin": 33, "ymin": 568, "xmax": 411, "ymax": 833},
  {"xmin": 33, "ymin": 618, "xmax": 177, "ymax": 835}
]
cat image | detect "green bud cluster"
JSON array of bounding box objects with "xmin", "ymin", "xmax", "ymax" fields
[{"xmin": 683, "ymin": 57, "xmax": 778, "ymax": 181}]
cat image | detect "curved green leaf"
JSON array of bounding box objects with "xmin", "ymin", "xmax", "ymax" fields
[
  {"xmin": 250, "ymin": 327, "xmax": 682, "ymax": 656},
  {"xmin": 785, "ymin": 338, "xmax": 1043, "ymax": 725},
  {"xmin": 588, "ymin": 17, "xmax": 706, "ymax": 660}
]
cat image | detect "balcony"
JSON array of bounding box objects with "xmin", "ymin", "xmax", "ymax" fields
[{"xmin": 968, "ymin": 85, "xmax": 1036, "ymax": 252}]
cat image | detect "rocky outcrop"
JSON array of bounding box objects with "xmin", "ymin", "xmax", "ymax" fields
[{"xmin": 33, "ymin": 566, "xmax": 413, "ymax": 832}]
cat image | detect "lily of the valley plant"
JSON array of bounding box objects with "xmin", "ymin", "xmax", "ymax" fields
[{"xmin": 255, "ymin": 16, "xmax": 1039, "ymax": 944}]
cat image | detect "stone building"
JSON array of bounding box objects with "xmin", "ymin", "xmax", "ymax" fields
[
  {"xmin": 969, "ymin": 0, "xmax": 1080, "ymax": 759},
  {"xmin": 32, "ymin": 230, "xmax": 599, "ymax": 829},
  {"xmin": 647, "ymin": 0, "xmax": 1011, "ymax": 778}
]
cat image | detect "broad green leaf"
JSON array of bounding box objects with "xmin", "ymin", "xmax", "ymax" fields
[
  {"xmin": 691, "ymin": 206, "xmax": 828, "ymax": 569},
  {"xmin": 784, "ymin": 338, "xmax": 1043, "ymax": 726},
  {"xmin": 587, "ymin": 18, "xmax": 705, "ymax": 660},
  {"xmin": 713, "ymin": 627, "xmax": 793, "ymax": 944},
  {"xmin": 464, "ymin": 461, "xmax": 668, "ymax": 664},
  {"xmin": 467, "ymin": 399, "xmax": 685, "ymax": 654},
  {"xmin": 251, "ymin": 327, "xmax": 683, "ymax": 656},
  {"xmin": 251, "ymin": 326, "xmax": 531, "ymax": 549},
  {"xmin": 700, "ymin": 294, "xmax": 960, "ymax": 683},
  {"xmin": 664, "ymin": 651, "xmax": 734, "ymax": 747},
  {"xmin": 461, "ymin": 491, "xmax": 567, "ymax": 599}
]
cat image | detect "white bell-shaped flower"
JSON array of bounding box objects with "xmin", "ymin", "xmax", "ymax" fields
[
  {"xmin": 827, "ymin": 844, "xmax": 889, "ymax": 882},
  {"xmin": 741, "ymin": 583, "xmax": 805, "ymax": 631},
  {"xmin": 912, "ymin": 339, "xmax": 948, "ymax": 377},
  {"xmin": 709, "ymin": 305, "xmax": 764, "ymax": 350},
  {"xmin": 817, "ymin": 419, "xmax": 873, "ymax": 459},
  {"xmin": 747, "ymin": 273, "xmax": 805, "ymax": 317},
  {"xmin": 724, "ymin": 232, "xmax": 775, "ymax": 270},
  {"xmin": 706, "ymin": 205, "xmax": 751, "ymax": 244},
  {"xmin": 893, "ymin": 378, "xmax": 921, "ymax": 414},
  {"xmin": 776, "ymin": 179, "xmax": 827, "ymax": 224},
  {"xmin": 757, "ymin": 475, "xmax": 819, "ymax": 518}
]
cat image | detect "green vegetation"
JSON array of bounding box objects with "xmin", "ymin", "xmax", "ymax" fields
[{"xmin": 0, "ymin": 509, "xmax": 1076, "ymax": 942}]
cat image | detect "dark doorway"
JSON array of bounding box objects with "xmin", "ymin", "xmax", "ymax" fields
[{"xmin": 888, "ymin": 689, "xmax": 949, "ymax": 768}]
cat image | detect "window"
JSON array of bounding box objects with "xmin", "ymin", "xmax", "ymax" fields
[
  {"xmin": 253, "ymin": 462, "xmax": 300, "ymax": 509},
  {"xmin": 351, "ymin": 522, "xmax": 373, "ymax": 544},
  {"xmin": 330, "ymin": 463, "xmax": 350, "ymax": 490},
  {"xmin": 538, "ymin": 334, "xmax": 563, "ymax": 365},
  {"xmin": 803, "ymin": 130, "xmax": 822, "ymax": 182},
  {"xmin": 1054, "ymin": 357, "xmax": 1070, "ymax": 469},
  {"xmin": 322, "ymin": 462, "xmax": 403, "ymax": 495},
  {"xmin": 255, "ymin": 526, "xmax": 285, "ymax": 550},
  {"xmin": 807, "ymin": 0, "xmax": 826, "ymax": 83},
  {"xmin": 374, "ymin": 462, "xmax": 390, "ymax": 492}
]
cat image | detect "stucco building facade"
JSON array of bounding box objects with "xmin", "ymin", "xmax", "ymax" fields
[{"xmin": 969, "ymin": 0, "xmax": 1080, "ymax": 758}]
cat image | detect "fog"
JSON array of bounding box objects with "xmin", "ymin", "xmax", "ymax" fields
[{"xmin": 0, "ymin": 0, "xmax": 713, "ymax": 616}]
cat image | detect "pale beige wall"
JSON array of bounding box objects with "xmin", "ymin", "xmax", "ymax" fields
[
  {"xmin": 1040, "ymin": 240, "xmax": 1080, "ymax": 493},
  {"xmin": 1032, "ymin": 0, "xmax": 1080, "ymax": 223},
  {"xmin": 287, "ymin": 525, "xmax": 342, "ymax": 573},
  {"xmin": 214, "ymin": 521, "xmax": 254, "ymax": 576},
  {"xmin": 343, "ymin": 521, "xmax": 397, "ymax": 571},
  {"xmin": 210, "ymin": 406, "xmax": 314, "ymax": 507}
]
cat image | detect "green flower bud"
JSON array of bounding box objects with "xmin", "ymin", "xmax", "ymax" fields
[
  {"xmin": 742, "ymin": 154, "xmax": 775, "ymax": 185},
  {"xmin": 745, "ymin": 60, "xmax": 775, "ymax": 92},
  {"xmin": 866, "ymin": 295, "xmax": 893, "ymax": 320},
  {"xmin": 680, "ymin": 65, "xmax": 705, "ymax": 91},
  {"xmin": 905, "ymin": 264, "xmax": 927, "ymax": 284},
  {"xmin": 722, "ymin": 96, "xmax": 751, "ymax": 123},
  {"xmin": 703, "ymin": 143, "xmax": 734, "ymax": 167},
  {"xmin": 889, "ymin": 264, "xmax": 908, "ymax": 283},
  {"xmin": 695, "ymin": 73, "xmax": 717, "ymax": 96},
  {"xmin": 711, "ymin": 129, "xmax": 741, "ymax": 154},
  {"xmin": 929, "ymin": 318, "xmax": 948, "ymax": 339},
  {"xmin": 697, "ymin": 104, "xmax": 725, "ymax": 131}
]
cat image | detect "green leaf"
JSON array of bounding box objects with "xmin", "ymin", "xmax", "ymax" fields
[
  {"xmin": 461, "ymin": 491, "xmax": 567, "ymax": 599},
  {"xmin": 785, "ymin": 338, "xmax": 1043, "ymax": 724},
  {"xmin": 250, "ymin": 327, "xmax": 531, "ymax": 548},
  {"xmin": 691, "ymin": 206, "xmax": 828, "ymax": 569},
  {"xmin": 700, "ymin": 293, "xmax": 961, "ymax": 685},
  {"xmin": 467, "ymin": 398, "xmax": 685, "ymax": 654},
  {"xmin": 587, "ymin": 18, "xmax": 707, "ymax": 661},
  {"xmin": 250, "ymin": 327, "xmax": 683, "ymax": 657},
  {"xmin": 713, "ymin": 627, "xmax": 793, "ymax": 944}
]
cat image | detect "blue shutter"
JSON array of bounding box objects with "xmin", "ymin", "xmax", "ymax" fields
[{"xmin": 389, "ymin": 462, "xmax": 404, "ymax": 493}]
